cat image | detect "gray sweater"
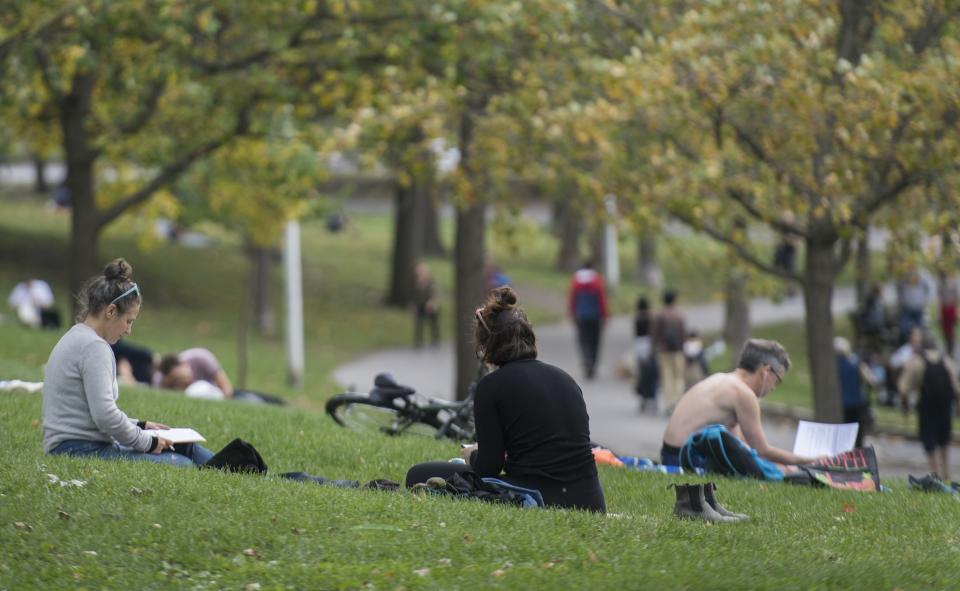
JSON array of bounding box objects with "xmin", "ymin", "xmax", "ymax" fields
[{"xmin": 42, "ymin": 323, "xmax": 153, "ymax": 454}]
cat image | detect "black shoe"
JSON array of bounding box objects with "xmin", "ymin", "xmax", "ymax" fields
[{"xmin": 908, "ymin": 473, "xmax": 953, "ymax": 493}]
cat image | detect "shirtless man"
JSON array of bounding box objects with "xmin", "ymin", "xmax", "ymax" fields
[{"xmin": 661, "ymin": 338, "xmax": 819, "ymax": 467}]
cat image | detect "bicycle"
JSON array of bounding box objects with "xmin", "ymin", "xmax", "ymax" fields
[{"xmin": 325, "ymin": 372, "xmax": 477, "ymax": 442}]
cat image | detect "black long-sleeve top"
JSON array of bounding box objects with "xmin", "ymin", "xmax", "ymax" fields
[{"xmin": 469, "ymin": 359, "xmax": 597, "ymax": 482}]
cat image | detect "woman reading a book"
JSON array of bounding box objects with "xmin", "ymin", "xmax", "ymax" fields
[{"xmin": 42, "ymin": 258, "xmax": 213, "ymax": 467}]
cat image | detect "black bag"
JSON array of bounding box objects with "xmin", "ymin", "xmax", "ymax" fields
[{"xmin": 202, "ymin": 438, "xmax": 268, "ymax": 474}]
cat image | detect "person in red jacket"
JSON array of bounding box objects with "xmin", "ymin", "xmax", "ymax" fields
[{"xmin": 568, "ymin": 259, "xmax": 609, "ymax": 379}]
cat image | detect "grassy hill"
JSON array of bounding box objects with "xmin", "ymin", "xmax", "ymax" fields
[{"xmin": 3, "ymin": 188, "xmax": 959, "ymax": 589}]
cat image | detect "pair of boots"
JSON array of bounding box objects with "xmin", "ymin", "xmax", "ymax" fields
[{"xmin": 670, "ymin": 482, "xmax": 749, "ymax": 523}]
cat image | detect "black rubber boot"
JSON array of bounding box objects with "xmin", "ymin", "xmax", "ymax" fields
[
  {"xmin": 703, "ymin": 482, "xmax": 750, "ymax": 521},
  {"xmin": 671, "ymin": 484, "xmax": 738, "ymax": 522}
]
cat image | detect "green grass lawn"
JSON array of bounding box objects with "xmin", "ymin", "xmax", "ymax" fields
[
  {"xmin": 5, "ymin": 186, "xmax": 957, "ymax": 589},
  {"xmin": 3, "ymin": 390, "xmax": 959, "ymax": 590}
]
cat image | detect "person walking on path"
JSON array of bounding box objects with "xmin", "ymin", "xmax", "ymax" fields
[
  {"xmin": 412, "ymin": 262, "xmax": 440, "ymax": 348},
  {"xmin": 937, "ymin": 270, "xmax": 958, "ymax": 357},
  {"xmin": 898, "ymin": 332, "xmax": 960, "ymax": 481},
  {"xmin": 897, "ymin": 268, "xmax": 933, "ymax": 343},
  {"xmin": 568, "ymin": 259, "xmax": 609, "ymax": 379},
  {"xmin": 835, "ymin": 337, "xmax": 874, "ymax": 449},
  {"xmin": 634, "ymin": 296, "xmax": 657, "ymax": 412},
  {"xmin": 652, "ymin": 289, "xmax": 687, "ymax": 413}
]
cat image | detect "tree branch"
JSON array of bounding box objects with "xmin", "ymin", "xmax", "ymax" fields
[
  {"xmin": 115, "ymin": 78, "xmax": 167, "ymax": 135},
  {"xmin": 586, "ymin": 0, "xmax": 647, "ymax": 34},
  {"xmin": 852, "ymin": 167, "xmax": 916, "ymax": 227},
  {"xmin": 726, "ymin": 187, "xmax": 809, "ymax": 239},
  {"xmin": 33, "ymin": 48, "xmax": 64, "ymax": 102},
  {"xmin": 98, "ymin": 99, "xmax": 258, "ymax": 227},
  {"xmin": 668, "ymin": 204, "xmax": 803, "ymax": 283},
  {"xmin": 728, "ymin": 119, "xmax": 818, "ymax": 200}
]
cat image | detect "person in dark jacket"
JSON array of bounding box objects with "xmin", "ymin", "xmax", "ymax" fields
[
  {"xmin": 567, "ymin": 259, "xmax": 609, "ymax": 379},
  {"xmin": 406, "ymin": 286, "xmax": 606, "ymax": 512}
]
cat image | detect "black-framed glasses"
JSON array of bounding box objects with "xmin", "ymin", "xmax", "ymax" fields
[
  {"xmin": 110, "ymin": 283, "xmax": 140, "ymax": 306},
  {"xmin": 769, "ymin": 364, "xmax": 783, "ymax": 385}
]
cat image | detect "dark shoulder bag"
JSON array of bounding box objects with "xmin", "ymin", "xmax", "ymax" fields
[{"xmin": 202, "ymin": 438, "xmax": 268, "ymax": 475}]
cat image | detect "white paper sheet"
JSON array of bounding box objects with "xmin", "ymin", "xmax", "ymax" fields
[
  {"xmin": 143, "ymin": 427, "xmax": 206, "ymax": 443},
  {"xmin": 792, "ymin": 420, "xmax": 858, "ymax": 457}
]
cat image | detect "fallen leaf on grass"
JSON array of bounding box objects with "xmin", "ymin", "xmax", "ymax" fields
[
  {"xmin": 31, "ymin": 419, "xmax": 40, "ymax": 428},
  {"xmin": 842, "ymin": 503, "xmax": 856, "ymax": 514},
  {"xmin": 13, "ymin": 522, "xmax": 32, "ymax": 532},
  {"xmin": 462, "ymin": 533, "xmax": 474, "ymax": 543}
]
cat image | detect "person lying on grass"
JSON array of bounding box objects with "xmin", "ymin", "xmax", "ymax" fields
[
  {"xmin": 661, "ymin": 338, "xmax": 823, "ymax": 471},
  {"xmin": 41, "ymin": 258, "xmax": 213, "ymax": 468},
  {"xmin": 406, "ymin": 286, "xmax": 606, "ymax": 513},
  {"xmin": 156, "ymin": 348, "xmax": 234, "ymax": 399},
  {"xmin": 154, "ymin": 347, "xmax": 285, "ymax": 405}
]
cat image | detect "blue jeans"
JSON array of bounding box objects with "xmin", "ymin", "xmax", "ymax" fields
[{"xmin": 51, "ymin": 439, "xmax": 214, "ymax": 468}]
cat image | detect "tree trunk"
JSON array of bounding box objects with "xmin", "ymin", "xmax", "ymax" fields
[
  {"xmin": 590, "ymin": 224, "xmax": 605, "ymax": 272},
  {"xmin": 723, "ymin": 267, "xmax": 750, "ymax": 368},
  {"xmin": 237, "ymin": 256, "xmax": 253, "ymax": 390},
  {"xmin": 454, "ymin": 110, "xmax": 486, "ymax": 401},
  {"xmin": 553, "ymin": 198, "xmax": 581, "ymax": 272},
  {"xmin": 61, "ymin": 71, "xmax": 100, "ymax": 317},
  {"xmin": 854, "ymin": 228, "xmax": 870, "ymax": 306},
  {"xmin": 33, "ymin": 155, "xmax": 49, "ymax": 194},
  {"xmin": 418, "ymin": 175, "xmax": 446, "ymax": 257},
  {"xmin": 454, "ymin": 201, "xmax": 486, "ymax": 400},
  {"xmin": 803, "ymin": 238, "xmax": 843, "ymax": 422},
  {"xmin": 385, "ymin": 177, "xmax": 420, "ymax": 307},
  {"xmin": 636, "ymin": 236, "xmax": 661, "ymax": 288},
  {"xmin": 250, "ymin": 245, "xmax": 277, "ymax": 336}
]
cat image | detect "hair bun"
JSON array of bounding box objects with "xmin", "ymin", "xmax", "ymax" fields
[
  {"xmin": 103, "ymin": 258, "xmax": 133, "ymax": 282},
  {"xmin": 492, "ymin": 286, "xmax": 518, "ymax": 309}
]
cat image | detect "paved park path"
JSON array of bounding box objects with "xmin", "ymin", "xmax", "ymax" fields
[{"xmin": 336, "ymin": 286, "xmax": 959, "ymax": 478}]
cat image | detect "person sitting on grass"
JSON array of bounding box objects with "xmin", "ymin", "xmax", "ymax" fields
[
  {"xmin": 42, "ymin": 258, "xmax": 213, "ymax": 467},
  {"xmin": 405, "ymin": 286, "xmax": 606, "ymax": 513},
  {"xmin": 661, "ymin": 338, "xmax": 822, "ymax": 474}
]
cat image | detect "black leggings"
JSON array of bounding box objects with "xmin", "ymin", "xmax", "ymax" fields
[{"xmin": 405, "ymin": 461, "xmax": 606, "ymax": 513}]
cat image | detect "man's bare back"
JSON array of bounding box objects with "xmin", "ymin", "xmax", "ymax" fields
[
  {"xmin": 661, "ymin": 364, "xmax": 818, "ymax": 466},
  {"xmin": 662, "ymin": 372, "xmax": 749, "ymax": 447}
]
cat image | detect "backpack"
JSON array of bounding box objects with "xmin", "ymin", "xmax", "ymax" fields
[
  {"xmin": 202, "ymin": 438, "xmax": 268, "ymax": 474},
  {"xmin": 919, "ymin": 356, "xmax": 955, "ymax": 412},
  {"xmin": 661, "ymin": 320, "xmax": 683, "ymax": 352}
]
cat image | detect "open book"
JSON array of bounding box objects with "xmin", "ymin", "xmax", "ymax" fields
[
  {"xmin": 792, "ymin": 420, "xmax": 858, "ymax": 457},
  {"xmin": 143, "ymin": 427, "xmax": 206, "ymax": 443}
]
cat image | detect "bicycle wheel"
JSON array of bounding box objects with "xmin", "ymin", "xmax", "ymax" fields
[{"xmin": 326, "ymin": 394, "xmax": 441, "ymax": 438}]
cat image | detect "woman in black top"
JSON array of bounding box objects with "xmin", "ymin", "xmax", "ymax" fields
[{"xmin": 405, "ymin": 287, "xmax": 606, "ymax": 512}]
